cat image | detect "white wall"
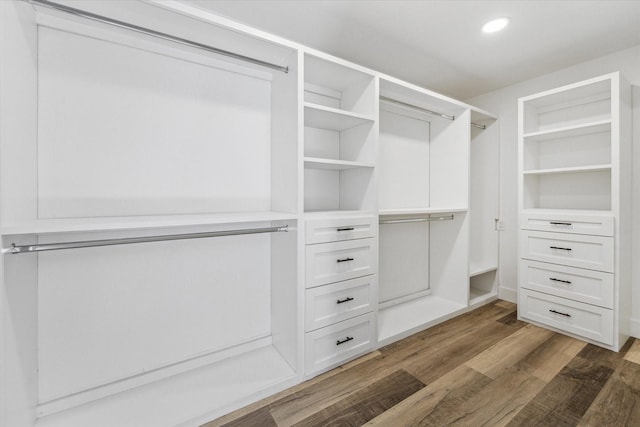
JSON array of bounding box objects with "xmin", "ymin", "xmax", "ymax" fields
[{"xmin": 466, "ymin": 44, "xmax": 640, "ymax": 335}]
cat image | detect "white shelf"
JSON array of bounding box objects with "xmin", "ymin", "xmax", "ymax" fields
[
  {"xmin": 36, "ymin": 345, "xmax": 297, "ymax": 427},
  {"xmin": 1, "ymin": 211, "xmax": 298, "ymax": 236},
  {"xmin": 304, "ymin": 102, "xmax": 375, "ymax": 131},
  {"xmin": 522, "ymin": 164, "xmax": 612, "ymax": 176},
  {"xmin": 377, "ymin": 295, "xmax": 466, "ymax": 346},
  {"xmin": 303, "ymin": 157, "xmax": 375, "ymax": 170},
  {"xmin": 469, "ymin": 264, "xmax": 498, "ymax": 278},
  {"xmin": 304, "ymin": 210, "xmax": 376, "ymax": 219},
  {"xmin": 469, "ymin": 288, "xmax": 497, "ymax": 306},
  {"xmin": 520, "ymin": 208, "xmax": 614, "ymax": 216},
  {"xmin": 379, "ymin": 207, "xmax": 467, "ymax": 216},
  {"xmin": 523, "ymin": 119, "xmax": 611, "ymax": 142}
]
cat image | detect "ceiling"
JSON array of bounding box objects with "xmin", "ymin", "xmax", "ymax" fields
[{"xmin": 186, "ymin": 0, "xmax": 640, "ymax": 100}]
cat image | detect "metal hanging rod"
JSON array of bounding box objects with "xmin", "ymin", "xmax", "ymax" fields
[
  {"xmin": 28, "ymin": 0, "xmax": 289, "ymax": 74},
  {"xmin": 3, "ymin": 225, "xmax": 288, "ymax": 255},
  {"xmin": 380, "ymin": 96, "xmax": 486, "ymax": 130},
  {"xmin": 379, "ymin": 215, "xmax": 455, "ymax": 225}
]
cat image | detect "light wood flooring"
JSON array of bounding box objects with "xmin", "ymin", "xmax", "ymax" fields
[{"xmin": 203, "ymin": 300, "xmax": 640, "ymax": 426}]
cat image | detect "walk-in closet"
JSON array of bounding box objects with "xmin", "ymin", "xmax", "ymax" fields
[{"xmin": 2, "ymin": 1, "xmax": 639, "ymax": 426}]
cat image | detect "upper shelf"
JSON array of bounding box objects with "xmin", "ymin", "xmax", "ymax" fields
[
  {"xmin": 304, "ymin": 103, "xmax": 375, "ymax": 131},
  {"xmin": 379, "ymin": 207, "xmax": 468, "ymax": 216},
  {"xmin": 522, "ymin": 164, "xmax": 612, "ymax": 176},
  {"xmin": 1, "ymin": 211, "xmax": 298, "ymax": 236},
  {"xmin": 304, "ymin": 157, "xmax": 375, "ymax": 170},
  {"xmin": 522, "ymin": 119, "xmax": 611, "ymax": 142}
]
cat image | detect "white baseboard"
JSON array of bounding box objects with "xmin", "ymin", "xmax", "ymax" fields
[
  {"xmin": 630, "ymin": 318, "xmax": 640, "ymax": 339},
  {"xmin": 498, "ymin": 286, "xmax": 517, "ymax": 303}
]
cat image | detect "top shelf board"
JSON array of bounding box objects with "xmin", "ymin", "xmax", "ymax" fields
[
  {"xmin": 40, "ymin": 0, "xmax": 296, "ymax": 74},
  {"xmin": 379, "ymin": 207, "xmax": 468, "ymax": 216},
  {"xmin": 1, "ymin": 211, "xmax": 298, "ymax": 236},
  {"xmin": 521, "ymin": 76, "xmax": 611, "ymax": 111},
  {"xmin": 523, "ymin": 119, "xmax": 611, "ymax": 142},
  {"xmin": 379, "ymin": 77, "xmax": 467, "ymax": 120},
  {"xmin": 304, "ymin": 103, "xmax": 375, "ymax": 131},
  {"xmin": 304, "ymin": 53, "xmax": 375, "ymax": 91}
]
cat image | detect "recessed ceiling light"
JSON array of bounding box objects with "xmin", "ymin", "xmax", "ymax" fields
[{"xmin": 482, "ymin": 17, "xmax": 510, "ymax": 33}]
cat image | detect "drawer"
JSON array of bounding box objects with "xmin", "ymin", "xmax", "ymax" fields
[
  {"xmin": 520, "ymin": 212, "xmax": 613, "ymax": 236},
  {"xmin": 520, "ymin": 230, "xmax": 614, "ymax": 273},
  {"xmin": 520, "ymin": 260, "xmax": 613, "ymax": 308},
  {"xmin": 305, "ymin": 313, "xmax": 375, "ymax": 375},
  {"xmin": 306, "ymin": 216, "xmax": 376, "ymax": 244},
  {"xmin": 305, "ymin": 276, "xmax": 377, "ymax": 332},
  {"xmin": 519, "ymin": 289, "xmax": 613, "ymax": 345},
  {"xmin": 305, "ymin": 238, "xmax": 377, "ymax": 287}
]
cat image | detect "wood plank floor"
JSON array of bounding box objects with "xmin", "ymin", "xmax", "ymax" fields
[{"xmin": 202, "ymin": 301, "xmax": 640, "ymax": 427}]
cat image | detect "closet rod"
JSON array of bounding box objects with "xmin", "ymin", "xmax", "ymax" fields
[
  {"xmin": 4, "ymin": 225, "xmax": 289, "ymax": 255},
  {"xmin": 28, "ymin": 0, "xmax": 289, "ymax": 74},
  {"xmin": 380, "ymin": 96, "xmax": 487, "ymax": 130},
  {"xmin": 379, "ymin": 215, "xmax": 454, "ymax": 224}
]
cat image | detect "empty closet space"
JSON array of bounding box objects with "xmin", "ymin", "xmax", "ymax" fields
[
  {"xmin": 1, "ymin": 1, "xmax": 299, "ymax": 425},
  {"xmin": 303, "ymin": 53, "xmax": 377, "ymax": 213},
  {"xmin": 376, "ymin": 77, "xmax": 472, "ymax": 345}
]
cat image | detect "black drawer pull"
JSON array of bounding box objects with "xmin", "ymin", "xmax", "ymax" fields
[
  {"xmin": 550, "ymin": 277, "xmax": 572, "ymax": 284},
  {"xmin": 337, "ymin": 297, "xmax": 354, "ymax": 304},
  {"xmin": 549, "ymin": 309, "xmax": 571, "ymax": 318},
  {"xmin": 337, "ymin": 227, "xmax": 355, "ymax": 232},
  {"xmin": 550, "ymin": 246, "xmax": 572, "ymax": 251},
  {"xmin": 550, "ymin": 222, "xmax": 572, "ymax": 226},
  {"xmin": 337, "ymin": 257, "xmax": 354, "ymax": 263},
  {"xmin": 336, "ymin": 336, "xmax": 354, "ymax": 346}
]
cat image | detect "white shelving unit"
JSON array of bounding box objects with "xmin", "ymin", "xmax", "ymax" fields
[
  {"xmin": 518, "ymin": 72, "xmax": 632, "ymax": 351},
  {"xmin": 0, "ymin": 1, "xmax": 500, "ymax": 425},
  {"xmin": 303, "ymin": 53, "xmax": 377, "ymax": 213}
]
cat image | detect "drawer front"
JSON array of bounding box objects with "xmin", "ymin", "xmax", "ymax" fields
[
  {"xmin": 305, "ymin": 313, "xmax": 375, "ymax": 375},
  {"xmin": 520, "ymin": 260, "xmax": 614, "ymax": 308},
  {"xmin": 305, "ymin": 239, "xmax": 377, "ymax": 287},
  {"xmin": 520, "ymin": 212, "xmax": 614, "ymax": 236},
  {"xmin": 520, "ymin": 230, "xmax": 614, "ymax": 273},
  {"xmin": 519, "ymin": 289, "xmax": 613, "ymax": 345},
  {"xmin": 306, "ymin": 216, "xmax": 376, "ymax": 244},
  {"xmin": 305, "ymin": 276, "xmax": 377, "ymax": 332}
]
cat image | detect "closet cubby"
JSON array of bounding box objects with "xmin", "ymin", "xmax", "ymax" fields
[
  {"xmin": 378, "ymin": 77, "xmax": 469, "ymax": 214},
  {"xmin": 521, "ymin": 77, "xmax": 611, "ymax": 134},
  {"xmin": 303, "ymin": 53, "xmax": 377, "ymax": 212}
]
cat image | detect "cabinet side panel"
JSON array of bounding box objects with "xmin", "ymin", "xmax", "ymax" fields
[
  {"xmin": 0, "ymin": 0, "xmax": 38, "ymax": 226},
  {"xmin": 470, "ymin": 121, "xmax": 499, "ymax": 271}
]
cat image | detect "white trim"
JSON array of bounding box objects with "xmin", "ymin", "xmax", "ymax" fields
[
  {"xmin": 499, "ymin": 286, "xmax": 517, "ymax": 303},
  {"xmin": 38, "ymin": 336, "xmax": 272, "ymax": 417},
  {"xmin": 629, "ymin": 318, "xmax": 640, "ymax": 338}
]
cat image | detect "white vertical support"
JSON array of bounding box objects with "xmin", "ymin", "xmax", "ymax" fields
[{"xmin": 1, "ymin": 1, "xmax": 39, "ymax": 426}]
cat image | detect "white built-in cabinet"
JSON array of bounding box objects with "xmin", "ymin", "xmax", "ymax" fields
[
  {"xmin": 0, "ymin": 1, "xmax": 499, "ymax": 426},
  {"xmin": 517, "ymin": 73, "xmax": 632, "ymax": 351}
]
